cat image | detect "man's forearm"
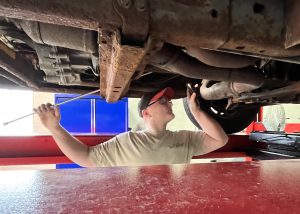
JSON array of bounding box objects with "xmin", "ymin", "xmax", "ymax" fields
[
  {"xmin": 48, "ymin": 125, "xmax": 95, "ymax": 167},
  {"xmin": 193, "ymin": 110, "xmax": 228, "ymax": 144}
]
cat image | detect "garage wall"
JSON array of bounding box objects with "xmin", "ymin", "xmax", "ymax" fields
[
  {"xmin": 32, "ymin": 92, "xmax": 55, "ymax": 134},
  {"xmin": 281, "ymin": 104, "xmax": 300, "ymax": 123},
  {"xmin": 263, "ymin": 104, "xmax": 300, "ymax": 124},
  {"xmin": 0, "ymin": 89, "xmax": 33, "ymax": 135},
  {"xmin": 169, "ymin": 99, "xmax": 198, "ymax": 131}
]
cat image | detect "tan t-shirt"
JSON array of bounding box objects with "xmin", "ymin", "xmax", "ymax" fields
[{"xmin": 90, "ymin": 130, "xmax": 207, "ymax": 167}]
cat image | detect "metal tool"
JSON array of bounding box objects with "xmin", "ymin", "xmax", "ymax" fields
[
  {"xmin": 186, "ymin": 83, "xmax": 201, "ymax": 107},
  {"xmin": 3, "ymin": 89, "xmax": 100, "ymax": 126},
  {"xmin": 186, "ymin": 83, "xmax": 197, "ymax": 94}
]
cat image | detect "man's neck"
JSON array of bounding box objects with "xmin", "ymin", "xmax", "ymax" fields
[{"xmin": 145, "ymin": 121, "xmax": 168, "ymax": 137}]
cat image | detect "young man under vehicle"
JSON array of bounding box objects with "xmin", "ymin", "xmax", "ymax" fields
[{"xmin": 35, "ymin": 87, "xmax": 228, "ymax": 167}]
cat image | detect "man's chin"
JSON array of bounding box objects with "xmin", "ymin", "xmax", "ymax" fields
[{"xmin": 168, "ymin": 113, "xmax": 175, "ymax": 121}]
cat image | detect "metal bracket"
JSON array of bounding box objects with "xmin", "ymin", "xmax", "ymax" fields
[
  {"xmin": 99, "ymin": 27, "xmax": 146, "ymax": 102},
  {"xmin": 113, "ymin": 0, "xmax": 149, "ymax": 42},
  {"xmin": 133, "ymin": 36, "xmax": 164, "ymax": 80}
]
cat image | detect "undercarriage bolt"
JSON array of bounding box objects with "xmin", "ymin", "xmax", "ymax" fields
[
  {"xmin": 118, "ymin": 0, "xmax": 131, "ymax": 9},
  {"xmin": 135, "ymin": 0, "xmax": 146, "ymax": 11}
]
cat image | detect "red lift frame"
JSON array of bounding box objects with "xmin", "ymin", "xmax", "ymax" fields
[{"xmin": 0, "ymin": 135, "xmax": 255, "ymax": 166}]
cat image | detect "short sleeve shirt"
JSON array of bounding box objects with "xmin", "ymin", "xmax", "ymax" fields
[{"xmin": 90, "ymin": 130, "xmax": 207, "ymax": 167}]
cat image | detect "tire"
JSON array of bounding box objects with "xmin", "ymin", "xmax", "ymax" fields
[{"xmin": 183, "ymin": 97, "xmax": 260, "ymax": 134}]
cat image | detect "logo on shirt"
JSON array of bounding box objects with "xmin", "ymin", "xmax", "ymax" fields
[{"xmin": 168, "ymin": 142, "xmax": 184, "ymax": 149}]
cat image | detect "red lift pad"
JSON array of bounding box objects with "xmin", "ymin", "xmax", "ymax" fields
[{"xmin": 0, "ymin": 159, "xmax": 299, "ymax": 213}]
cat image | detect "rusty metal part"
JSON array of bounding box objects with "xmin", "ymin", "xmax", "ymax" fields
[
  {"xmin": 149, "ymin": 0, "xmax": 230, "ymax": 49},
  {"xmin": 200, "ymin": 80, "xmax": 262, "ymax": 100},
  {"xmin": 186, "ymin": 47, "xmax": 257, "ymax": 68},
  {"xmin": 99, "ymin": 28, "xmax": 146, "ymax": 102},
  {"xmin": 232, "ymin": 82, "xmax": 300, "ymax": 103},
  {"xmin": 2, "ymin": 1, "xmax": 300, "ymax": 57},
  {"xmin": 149, "ymin": 0, "xmax": 300, "ymax": 57},
  {"xmin": 150, "ymin": 44, "xmax": 265, "ymax": 85},
  {"xmin": 0, "ymin": 40, "xmax": 16, "ymax": 59},
  {"xmin": 0, "ymin": 47, "xmax": 40, "ymax": 89},
  {"xmin": 0, "ymin": 0, "xmax": 122, "ymax": 31},
  {"xmin": 113, "ymin": 0, "xmax": 149, "ymax": 42},
  {"xmin": 219, "ymin": 0, "xmax": 288, "ymax": 56},
  {"xmin": 284, "ymin": 0, "xmax": 300, "ymax": 48},
  {"xmin": 133, "ymin": 37, "xmax": 164, "ymax": 80},
  {"xmin": 17, "ymin": 20, "xmax": 97, "ymax": 53}
]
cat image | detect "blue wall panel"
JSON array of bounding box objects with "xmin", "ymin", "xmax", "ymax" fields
[
  {"xmin": 56, "ymin": 163, "xmax": 83, "ymax": 169},
  {"xmin": 95, "ymin": 98, "xmax": 128, "ymax": 134},
  {"xmin": 56, "ymin": 97, "xmax": 92, "ymax": 133},
  {"xmin": 55, "ymin": 94, "xmax": 128, "ymax": 134}
]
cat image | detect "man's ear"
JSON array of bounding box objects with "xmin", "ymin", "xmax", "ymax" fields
[{"xmin": 142, "ymin": 109, "xmax": 151, "ymax": 118}]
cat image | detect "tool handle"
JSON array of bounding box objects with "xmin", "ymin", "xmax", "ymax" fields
[
  {"xmin": 3, "ymin": 89, "xmax": 100, "ymax": 126},
  {"xmin": 54, "ymin": 89, "xmax": 100, "ymax": 107},
  {"xmin": 3, "ymin": 112, "xmax": 36, "ymax": 126},
  {"xmin": 186, "ymin": 83, "xmax": 201, "ymax": 107}
]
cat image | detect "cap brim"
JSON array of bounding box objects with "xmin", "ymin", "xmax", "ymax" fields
[{"xmin": 150, "ymin": 87, "xmax": 174, "ymax": 102}]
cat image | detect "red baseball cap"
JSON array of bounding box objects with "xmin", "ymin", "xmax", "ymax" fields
[
  {"xmin": 149, "ymin": 87, "xmax": 174, "ymax": 103},
  {"xmin": 138, "ymin": 87, "xmax": 174, "ymax": 117}
]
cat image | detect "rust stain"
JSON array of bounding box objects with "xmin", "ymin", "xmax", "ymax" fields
[
  {"xmin": 0, "ymin": 40, "xmax": 16, "ymax": 59},
  {"xmin": 99, "ymin": 28, "xmax": 146, "ymax": 102}
]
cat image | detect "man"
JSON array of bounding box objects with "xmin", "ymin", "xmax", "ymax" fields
[{"xmin": 35, "ymin": 87, "xmax": 228, "ymax": 167}]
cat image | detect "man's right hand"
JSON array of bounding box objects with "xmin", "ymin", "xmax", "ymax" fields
[
  {"xmin": 33, "ymin": 103, "xmax": 61, "ymax": 131},
  {"xmin": 34, "ymin": 103, "xmax": 94, "ymax": 167},
  {"xmin": 187, "ymin": 88, "xmax": 202, "ymax": 116}
]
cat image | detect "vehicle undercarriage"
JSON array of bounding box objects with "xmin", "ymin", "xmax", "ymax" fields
[{"xmin": 0, "ymin": 0, "xmax": 299, "ymax": 133}]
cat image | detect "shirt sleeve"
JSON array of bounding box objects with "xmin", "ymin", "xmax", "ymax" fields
[
  {"xmin": 89, "ymin": 137, "xmax": 119, "ymax": 167},
  {"xmin": 189, "ymin": 130, "xmax": 207, "ymax": 156}
]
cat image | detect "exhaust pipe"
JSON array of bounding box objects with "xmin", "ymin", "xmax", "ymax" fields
[
  {"xmin": 150, "ymin": 44, "xmax": 264, "ymax": 85},
  {"xmin": 200, "ymin": 80, "xmax": 262, "ymax": 100}
]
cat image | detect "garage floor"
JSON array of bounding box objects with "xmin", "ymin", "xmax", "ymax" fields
[{"xmin": 1, "ymin": 159, "xmax": 299, "ymax": 213}]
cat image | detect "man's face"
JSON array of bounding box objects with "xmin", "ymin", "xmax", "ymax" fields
[{"xmin": 144, "ymin": 96, "xmax": 175, "ymax": 123}]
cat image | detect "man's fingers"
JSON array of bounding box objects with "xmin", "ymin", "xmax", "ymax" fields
[
  {"xmin": 35, "ymin": 107, "xmax": 43, "ymax": 114},
  {"xmin": 37, "ymin": 106, "xmax": 43, "ymax": 113},
  {"xmin": 186, "ymin": 88, "xmax": 191, "ymax": 97},
  {"xmin": 191, "ymin": 92, "xmax": 196, "ymax": 100},
  {"xmin": 40, "ymin": 104, "xmax": 47, "ymax": 113},
  {"xmin": 45, "ymin": 103, "xmax": 53, "ymax": 110},
  {"xmin": 34, "ymin": 103, "xmax": 54, "ymax": 114},
  {"xmin": 54, "ymin": 106, "xmax": 60, "ymax": 117}
]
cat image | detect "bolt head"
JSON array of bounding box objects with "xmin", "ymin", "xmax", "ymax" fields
[
  {"xmin": 135, "ymin": 0, "xmax": 146, "ymax": 11},
  {"xmin": 118, "ymin": 0, "xmax": 131, "ymax": 9}
]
